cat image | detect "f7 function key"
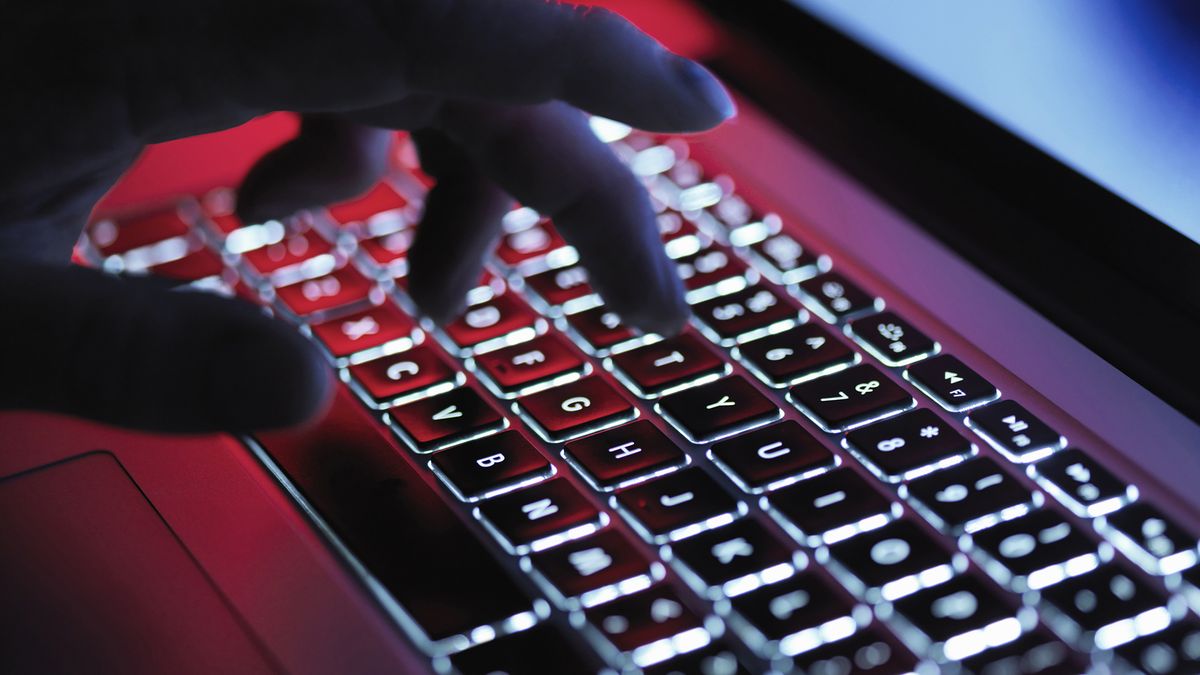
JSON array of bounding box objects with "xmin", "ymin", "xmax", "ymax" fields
[{"xmin": 905, "ymin": 354, "xmax": 999, "ymax": 412}]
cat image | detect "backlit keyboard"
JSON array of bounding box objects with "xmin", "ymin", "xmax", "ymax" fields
[{"xmin": 82, "ymin": 118, "xmax": 1200, "ymax": 674}]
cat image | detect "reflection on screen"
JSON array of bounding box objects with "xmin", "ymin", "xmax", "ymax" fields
[{"xmin": 791, "ymin": 0, "xmax": 1200, "ymax": 245}]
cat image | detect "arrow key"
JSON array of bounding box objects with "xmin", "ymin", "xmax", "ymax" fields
[
  {"xmin": 657, "ymin": 376, "xmax": 782, "ymax": 443},
  {"xmin": 387, "ymin": 386, "xmax": 506, "ymax": 452}
]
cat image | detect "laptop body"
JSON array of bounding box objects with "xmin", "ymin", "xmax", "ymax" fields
[{"xmin": 2, "ymin": 1, "xmax": 1197, "ymax": 673}]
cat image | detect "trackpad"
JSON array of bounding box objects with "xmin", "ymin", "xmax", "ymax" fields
[{"xmin": 0, "ymin": 452, "xmax": 274, "ymax": 674}]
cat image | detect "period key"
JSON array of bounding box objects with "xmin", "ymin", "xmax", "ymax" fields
[{"xmin": 563, "ymin": 420, "xmax": 689, "ymax": 490}]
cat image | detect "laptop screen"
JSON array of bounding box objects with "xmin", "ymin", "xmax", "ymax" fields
[{"xmin": 788, "ymin": 0, "xmax": 1200, "ymax": 246}]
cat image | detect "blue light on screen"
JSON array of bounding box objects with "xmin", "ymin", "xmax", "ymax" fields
[{"xmin": 790, "ymin": 0, "xmax": 1200, "ymax": 245}]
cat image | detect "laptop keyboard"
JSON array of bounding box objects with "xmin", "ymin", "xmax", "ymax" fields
[{"xmin": 81, "ymin": 119, "xmax": 1200, "ymax": 674}]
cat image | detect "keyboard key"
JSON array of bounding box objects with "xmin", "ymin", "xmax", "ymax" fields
[
  {"xmin": 904, "ymin": 354, "xmax": 1000, "ymax": 412},
  {"xmin": 584, "ymin": 585, "xmax": 709, "ymax": 667},
  {"xmin": 903, "ymin": 457, "xmax": 1038, "ymax": 534},
  {"xmin": 524, "ymin": 265, "xmax": 595, "ymax": 308},
  {"xmin": 735, "ymin": 322, "xmax": 857, "ymax": 387},
  {"xmin": 824, "ymin": 519, "xmax": 963, "ymax": 602},
  {"xmin": 430, "ymin": 431, "xmax": 553, "ymax": 501},
  {"xmin": 614, "ymin": 468, "xmax": 745, "ymax": 542},
  {"xmin": 145, "ymin": 247, "xmax": 225, "ymax": 283},
  {"xmin": 666, "ymin": 519, "xmax": 803, "ymax": 599},
  {"xmin": 309, "ymin": 302, "xmax": 419, "ymax": 359},
  {"xmin": 387, "ymin": 387, "xmax": 507, "ymax": 452},
  {"xmin": 89, "ymin": 207, "xmax": 192, "ymax": 256},
  {"xmin": 692, "ymin": 284, "xmax": 804, "ymax": 345},
  {"xmin": 443, "ymin": 293, "xmax": 545, "ymax": 354},
  {"xmin": 516, "ymin": 376, "xmax": 637, "ymax": 442},
  {"xmin": 1114, "ymin": 621, "xmax": 1200, "ymax": 675},
  {"xmin": 1036, "ymin": 564, "xmax": 1173, "ymax": 649},
  {"xmin": 708, "ymin": 421, "xmax": 837, "ymax": 493},
  {"xmin": 274, "ymin": 267, "xmax": 376, "ymax": 318},
  {"xmin": 796, "ymin": 272, "xmax": 880, "ymax": 323},
  {"xmin": 327, "ymin": 182, "xmax": 409, "ymax": 226},
  {"xmin": 475, "ymin": 478, "xmax": 604, "ymax": 553},
  {"xmin": 565, "ymin": 304, "xmax": 638, "ymax": 354},
  {"xmin": 641, "ymin": 643, "xmax": 752, "ymax": 675},
  {"xmin": 1029, "ymin": 448, "xmax": 1138, "ymax": 518},
  {"xmin": 358, "ymin": 229, "xmax": 413, "ymax": 271},
  {"xmin": 449, "ymin": 624, "xmax": 604, "ymax": 675},
  {"xmin": 525, "ymin": 528, "xmax": 661, "ymax": 608},
  {"xmin": 727, "ymin": 571, "xmax": 862, "ymax": 658},
  {"xmin": 847, "ymin": 311, "xmax": 939, "ymax": 367},
  {"xmin": 608, "ymin": 332, "xmax": 728, "ymax": 397},
  {"xmin": 764, "ymin": 468, "xmax": 899, "ymax": 546},
  {"xmin": 657, "ymin": 376, "xmax": 781, "ymax": 443},
  {"xmin": 966, "ymin": 400, "xmax": 1066, "ymax": 463},
  {"xmin": 473, "ymin": 332, "xmax": 589, "ymax": 397},
  {"xmin": 347, "ymin": 345, "xmax": 461, "ymax": 407},
  {"xmin": 960, "ymin": 629, "xmax": 1087, "ymax": 675},
  {"xmin": 788, "ymin": 364, "xmax": 915, "ymax": 432},
  {"xmin": 255, "ymin": 389, "xmax": 535, "ymax": 646},
  {"xmin": 675, "ymin": 244, "xmax": 750, "ymax": 296},
  {"xmin": 655, "ymin": 209, "xmax": 710, "ymax": 245},
  {"xmin": 886, "ymin": 574, "xmax": 1033, "ymax": 662},
  {"xmin": 1096, "ymin": 503, "xmax": 1199, "ymax": 575},
  {"xmin": 844, "ymin": 408, "xmax": 974, "ymax": 482},
  {"xmin": 563, "ymin": 420, "xmax": 688, "ymax": 491},
  {"xmin": 789, "ymin": 627, "xmax": 918, "ymax": 675},
  {"xmin": 728, "ymin": 217, "xmax": 823, "ymax": 285},
  {"xmin": 495, "ymin": 220, "xmax": 568, "ymax": 267},
  {"xmin": 966, "ymin": 510, "xmax": 1105, "ymax": 592},
  {"xmin": 242, "ymin": 230, "xmax": 334, "ymax": 278}
]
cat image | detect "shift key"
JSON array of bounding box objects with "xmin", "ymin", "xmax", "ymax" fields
[{"xmin": 255, "ymin": 388, "xmax": 538, "ymax": 648}]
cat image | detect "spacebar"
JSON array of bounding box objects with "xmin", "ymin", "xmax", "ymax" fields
[{"xmin": 254, "ymin": 388, "xmax": 534, "ymax": 648}]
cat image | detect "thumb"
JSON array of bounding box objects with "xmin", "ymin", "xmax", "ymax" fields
[{"xmin": 0, "ymin": 261, "xmax": 333, "ymax": 433}]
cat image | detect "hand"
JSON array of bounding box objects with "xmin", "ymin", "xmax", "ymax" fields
[{"xmin": 0, "ymin": 0, "xmax": 733, "ymax": 433}]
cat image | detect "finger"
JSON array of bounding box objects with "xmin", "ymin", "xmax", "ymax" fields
[
  {"xmin": 141, "ymin": 1, "xmax": 733, "ymax": 141},
  {"xmin": 0, "ymin": 261, "xmax": 333, "ymax": 433},
  {"xmin": 437, "ymin": 100, "xmax": 689, "ymax": 335},
  {"xmin": 237, "ymin": 115, "xmax": 393, "ymax": 223},
  {"xmin": 405, "ymin": 130, "xmax": 511, "ymax": 325}
]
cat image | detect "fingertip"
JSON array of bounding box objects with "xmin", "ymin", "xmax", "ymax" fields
[
  {"xmin": 207, "ymin": 320, "xmax": 336, "ymax": 431},
  {"xmin": 670, "ymin": 56, "xmax": 737, "ymax": 127}
]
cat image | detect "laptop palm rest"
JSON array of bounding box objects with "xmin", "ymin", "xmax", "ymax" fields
[{"xmin": 0, "ymin": 451, "xmax": 275, "ymax": 674}]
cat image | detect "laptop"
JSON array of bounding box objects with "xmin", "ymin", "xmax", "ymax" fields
[{"xmin": 3, "ymin": 1, "xmax": 1198, "ymax": 673}]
